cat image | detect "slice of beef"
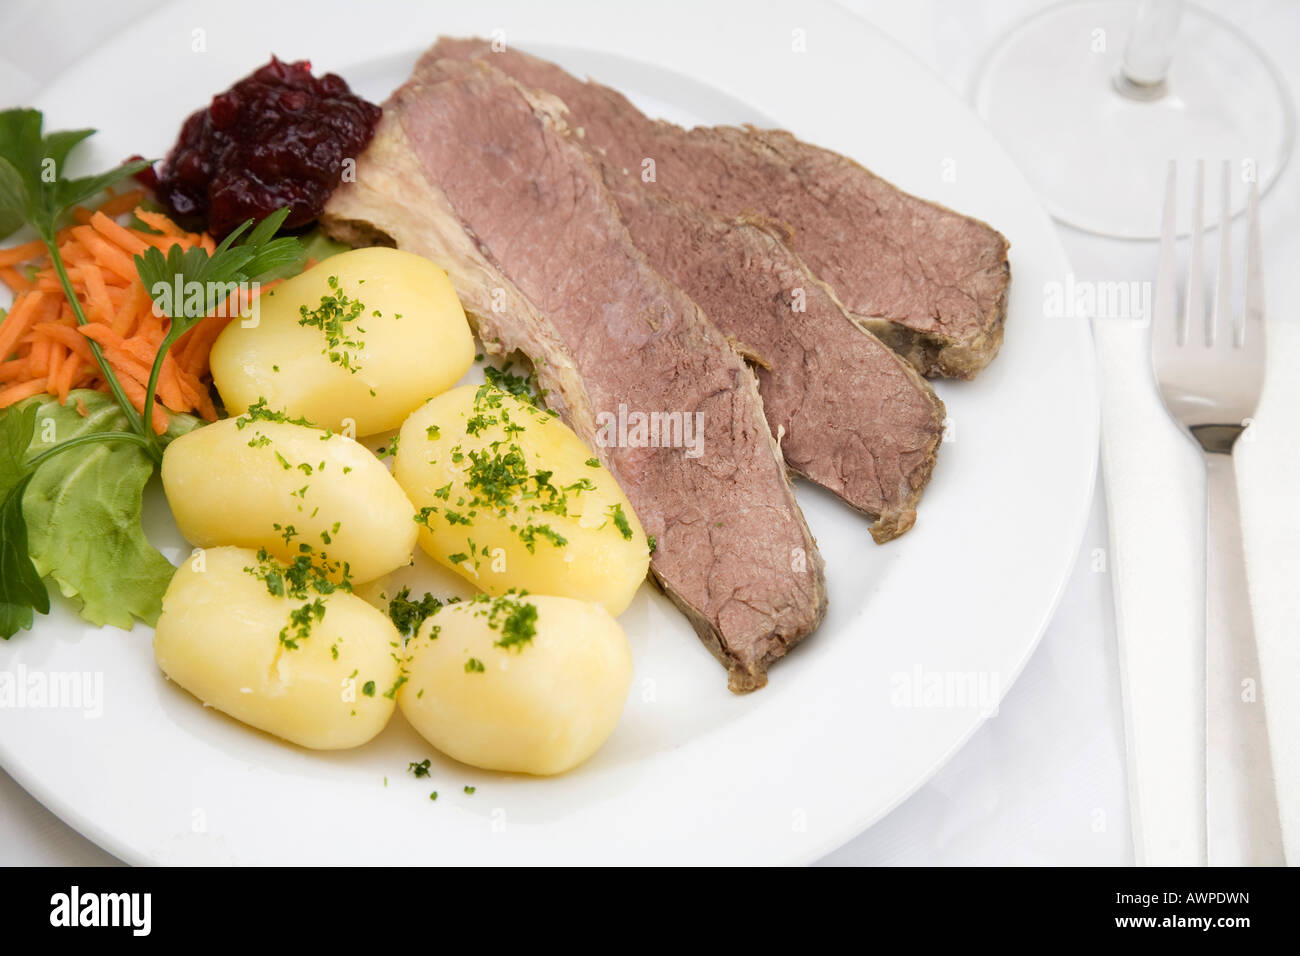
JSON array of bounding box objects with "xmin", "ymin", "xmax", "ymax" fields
[
  {"xmin": 429, "ymin": 37, "xmax": 1011, "ymax": 379},
  {"xmin": 323, "ymin": 59, "xmax": 826, "ymax": 692},
  {"xmin": 597, "ymin": 162, "xmax": 946, "ymax": 542}
]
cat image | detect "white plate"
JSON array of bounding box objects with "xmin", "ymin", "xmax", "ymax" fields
[{"xmin": 0, "ymin": 0, "xmax": 1096, "ymax": 864}]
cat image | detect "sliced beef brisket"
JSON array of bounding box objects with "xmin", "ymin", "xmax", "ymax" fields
[{"xmin": 429, "ymin": 37, "xmax": 1011, "ymax": 379}]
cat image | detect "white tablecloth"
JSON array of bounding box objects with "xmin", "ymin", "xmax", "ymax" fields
[{"xmin": 1, "ymin": 0, "xmax": 1292, "ymax": 866}]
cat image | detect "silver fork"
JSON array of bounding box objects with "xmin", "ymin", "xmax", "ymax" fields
[{"xmin": 1151, "ymin": 159, "xmax": 1282, "ymax": 866}]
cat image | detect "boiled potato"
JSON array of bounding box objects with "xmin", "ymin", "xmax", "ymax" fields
[
  {"xmin": 210, "ymin": 247, "xmax": 474, "ymax": 436},
  {"xmin": 162, "ymin": 416, "xmax": 416, "ymax": 585},
  {"xmin": 393, "ymin": 384, "xmax": 650, "ymax": 616},
  {"xmin": 399, "ymin": 594, "xmax": 633, "ymax": 774},
  {"xmin": 154, "ymin": 546, "xmax": 402, "ymax": 750}
]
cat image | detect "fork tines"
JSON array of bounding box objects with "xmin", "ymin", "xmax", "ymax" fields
[
  {"xmin": 1152, "ymin": 160, "xmax": 1267, "ymax": 443},
  {"xmin": 1155, "ymin": 160, "xmax": 1264, "ymax": 351}
]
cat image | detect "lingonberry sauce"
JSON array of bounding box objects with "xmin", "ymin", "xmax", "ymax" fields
[{"xmin": 152, "ymin": 57, "xmax": 380, "ymax": 237}]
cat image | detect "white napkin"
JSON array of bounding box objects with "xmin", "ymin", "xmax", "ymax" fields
[
  {"xmin": 1095, "ymin": 309, "xmax": 1207, "ymax": 866},
  {"xmin": 1235, "ymin": 320, "xmax": 1300, "ymax": 862},
  {"xmin": 1094, "ymin": 214, "xmax": 1300, "ymax": 867}
]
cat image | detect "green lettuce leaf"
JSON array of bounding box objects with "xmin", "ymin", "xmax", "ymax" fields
[
  {"xmin": 17, "ymin": 390, "xmax": 201, "ymax": 629},
  {"xmin": 0, "ymin": 403, "xmax": 48, "ymax": 636}
]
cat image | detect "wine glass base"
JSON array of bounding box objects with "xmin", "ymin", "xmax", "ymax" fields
[{"xmin": 974, "ymin": 1, "xmax": 1294, "ymax": 239}]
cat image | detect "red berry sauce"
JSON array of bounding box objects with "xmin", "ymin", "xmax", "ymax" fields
[{"xmin": 152, "ymin": 57, "xmax": 381, "ymax": 238}]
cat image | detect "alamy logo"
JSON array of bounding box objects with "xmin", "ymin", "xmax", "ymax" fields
[
  {"xmin": 594, "ymin": 404, "xmax": 704, "ymax": 458},
  {"xmin": 890, "ymin": 666, "xmax": 1000, "ymax": 717},
  {"xmin": 1043, "ymin": 274, "xmax": 1151, "ymax": 322},
  {"xmin": 0, "ymin": 664, "xmax": 102, "ymax": 718},
  {"xmin": 50, "ymin": 886, "xmax": 151, "ymax": 936},
  {"xmin": 149, "ymin": 277, "xmax": 260, "ymax": 326}
]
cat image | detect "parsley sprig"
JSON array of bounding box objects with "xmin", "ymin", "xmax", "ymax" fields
[{"xmin": 134, "ymin": 206, "xmax": 299, "ymax": 450}]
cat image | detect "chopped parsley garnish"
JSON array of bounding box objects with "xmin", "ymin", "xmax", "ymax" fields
[
  {"xmin": 494, "ymin": 598, "xmax": 538, "ymax": 651},
  {"xmin": 387, "ymin": 586, "xmax": 444, "ymax": 637},
  {"xmin": 242, "ymin": 547, "xmax": 350, "ymax": 652},
  {"xmin": 483, "ymin": 361, "xmax": 545, "ymax": 406},
  {"xmin": 456, "ymin": 592, "xmax": 539, "ymax": 653},
  {"xmin": 464, "ymin": 657, "xmax": 485, "ymax": 674},
  {"xmin": 607, "ymin": 503, "xmax": 634, "ymax": 540},
  {"xmin": 362, "ymin": 680, "xmax": 375, "ymax": 697},
  {"xmin": 298, "ymin": 275, "xmax": 366, "ymax": 373},
  {"xmin": 518, "ymin": 523, "xmax": 567, "ymax": 553},
  {"xmin": 279, "ymin": 598, "xmax": 325, "ymax": 650},
  {"xmin": 408, "ymin": 759, "xmax": 431, "ymax": 778},
  {"xmin": 463, "ymin": 786, "xmax": 476, "ymax": 795},
  {"xmin": 585, "ymin": 457, "xmax": 600, "ymax": 468},
  {"xmin": 235, "ymin": 397, "xmax": 316, "ymax": 430}
]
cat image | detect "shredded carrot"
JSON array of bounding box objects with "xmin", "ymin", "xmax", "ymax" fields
[
  {"xmin": 113, "ymin": 371, "xmax": 169, "ymax": 433},
  {"xmin": 0, "ymin": 240, "xmax": 45, "ymax": 268},
  {"xmin": 80, "ymin": 250, "xmax": 117, "ymax": 323},
  {"xmin": 32, "ymin": 324, "xmax": 96, "ymax": 363},
  {"xmin": 47, "ymin": 343, "xmax": 65, "ymax": 395},
  {"xmin": 30, "ymin": 336, "xmax": 52, "ymax": 376},
  {"xmin": 0, "ymin": 291, "xmax": 44, "ymax": 361},
  {"xmin": 77, "ymin": 228, "xmax": 139, "ymax": 284},
  {"xmin": 133, "ymin": 209, "xmax": 185, "ymax": 238},
  {"xmin": 90, "ymin": 211, "xmax": 151, "ymax": 258},
  {"xmin": 0, "ymin": 267, "xmax": 34, "ymax": 293},
  {"xmin": 94, "ymin": 189, "xmax": 146, "ymax": 219},
  {"xmin": 55, "ymin": 359, "xmax": 83, "ymax": 406},
  {"xmin": 0, "ymin": 377, "xmax": 50, "ymax": 405},
  {"xmin": 0, "ymin": 192, "xmax": 231, "ymax": 429},
  {"xmin": 113, "ymin": 281, "xmax": 148, "ymax": 338}
]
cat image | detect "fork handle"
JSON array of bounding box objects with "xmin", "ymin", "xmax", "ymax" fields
[{"xmin": 1204, "ymin": 452, "xmax": 1284, "ymax": 865}]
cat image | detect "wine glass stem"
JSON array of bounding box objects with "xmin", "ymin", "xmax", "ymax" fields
[{"xmin": 1116, "ymin": 0, "xmax": 1184, "ymax": 100}]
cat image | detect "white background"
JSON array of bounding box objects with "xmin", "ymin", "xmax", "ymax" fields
[{"xmin": 0, "ymin": 0, "xmax": 1293, "ymax": 866}]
